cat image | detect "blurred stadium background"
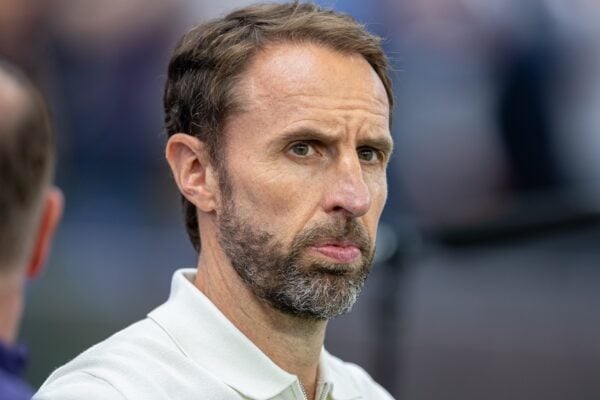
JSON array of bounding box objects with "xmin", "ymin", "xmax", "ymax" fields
[{"xmin": 2, "ymin": 0, "xmax": 600, "ymax": 398}]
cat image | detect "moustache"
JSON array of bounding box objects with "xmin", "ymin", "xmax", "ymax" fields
[{"xmin": 291, "ymin": 219, "xmax": 371, "ymax": 253}]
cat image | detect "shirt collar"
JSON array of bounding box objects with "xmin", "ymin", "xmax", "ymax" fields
[
  {"xmin": 149, "ymin": 269, "xmax": 296, "ymax": 399},
  {"xmin": 149, "ymin": 269, "xmax": 362, "ymax": 400},
  {"xmin": 318, "ymin": 350, "xmax": 362, "ymax": 400}
]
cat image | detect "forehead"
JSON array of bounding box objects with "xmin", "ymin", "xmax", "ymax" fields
[{"xmin": 235, "ymin": 42, "xmax": 390, "ymax": 117}]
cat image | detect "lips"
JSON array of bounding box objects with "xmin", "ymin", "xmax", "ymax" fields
[{"xmin": 311, "ymin": 241, "xmax": 362, "ymax": 263}]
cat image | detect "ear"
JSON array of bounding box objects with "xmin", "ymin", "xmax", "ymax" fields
[
  {"xmin": 165, "ymin": 133, "xmax": 219, "ymax": 213},
  {"xmin": 27, "ymin": 187, "xmax": 64, "ymax": 279}
]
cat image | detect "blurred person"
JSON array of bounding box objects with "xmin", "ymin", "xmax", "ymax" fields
[
  {"xmin": 0, "ymin": 61, "xmax": 63, "ymax": 399},
  {"xmin": 34, "ymin": 2, "xmax": 395, "ymax": 400}
]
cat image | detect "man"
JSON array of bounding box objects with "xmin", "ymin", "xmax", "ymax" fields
[
  {"xmin": 35, "ymin": 2, "xmax": 395, "ymax": 399},
  {"xmin": 0, "ymin": 61, "xmax": 63, "ymax": 399}
]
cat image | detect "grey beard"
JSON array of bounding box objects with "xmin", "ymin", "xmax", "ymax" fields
[{"xmin": 217, "ymin": 202, "xmax": 374, "ymax": 320}]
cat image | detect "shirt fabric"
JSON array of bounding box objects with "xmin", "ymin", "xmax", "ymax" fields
[
  {"xmin": 0, "ymin": 340, "xmax": 33, "ymax": 400},
  {"xmin": 34, "ymin": 269, "xmax": 394, "ymax": 400}
]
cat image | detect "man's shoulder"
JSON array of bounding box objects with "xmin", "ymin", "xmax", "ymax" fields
[
  {"xmin": 32, "ymin": 370, "xmax": 125, "ymax": 400},
  {"xmin": 34, "ymin": 318, "xmax": 230, "ymax": 400},
  {"xmin": 322, "ymin": 351, "xmax": 395, "ymax": 400},
  {"xmin": 34, "ymin": 319, "xmax": 170, "ymax": 399},
  {"xmin": 44, "ymin": 318, "xmax": 180, "ymax": 372}
]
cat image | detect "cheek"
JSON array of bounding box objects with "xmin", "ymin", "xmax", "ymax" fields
[
  {"xmin": 375, "ymin": 177, "xmax": 388, "ymax": 212},
  {"xmin": 233, "ymin": 166, "xmax": 316, "ymax": 221},
  {"xmin": 366, "ymin": 174, "xmax": 388, "ymax": 222}
]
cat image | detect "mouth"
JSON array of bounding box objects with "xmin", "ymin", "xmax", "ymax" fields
[{"xmin": 310, "ymin": 240, "xmax": 362, "ymax": 264}]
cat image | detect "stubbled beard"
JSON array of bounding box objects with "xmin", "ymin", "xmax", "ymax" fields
[{"xmin": 217, "ymin": 201, "xmax": 375, "ymax": 320}]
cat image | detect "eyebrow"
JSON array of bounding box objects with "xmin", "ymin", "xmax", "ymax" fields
[
  {"xmin": 276, "ymin": 127, "xmax": 335, "ymax": 146},
  {"xmin": 277, "ymin": 127, "xmax": 394, "ymax": 155},
  {"xmin": 358, "ymin": 136, "xmax": 394, "ymax": 157}
]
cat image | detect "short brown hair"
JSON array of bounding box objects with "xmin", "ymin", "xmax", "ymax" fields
[
  {"xmin": 0, "ymin": 61, "xmax": 55, "ymax": 268},
  {"xmin": 164, "ymin": 1, "xmax": 393, "ymax": 252}
]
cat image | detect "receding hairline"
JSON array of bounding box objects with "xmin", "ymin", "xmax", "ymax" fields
[{"xmin": 221, "ymin": 39, "xmax": 392, "ymax": 123}]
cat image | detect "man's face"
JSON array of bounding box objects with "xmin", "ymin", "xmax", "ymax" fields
[{"xmin": 216, "ymin": 43, "xmax": 392, "ymax": 320}]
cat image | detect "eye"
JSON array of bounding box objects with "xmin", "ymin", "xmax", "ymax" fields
[
  {"xmin": 289, "ymin": 142, "xmax": 315, "ymax": 157},
  {"xmin": 357, "ymin": 147, "xmax": 380, "ymax": 163}
]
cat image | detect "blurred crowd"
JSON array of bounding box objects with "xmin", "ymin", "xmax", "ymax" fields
[
  {"xmin": 2, "ymin": 0, "xmax": 600, "ymax": 399},
  {"xmin": 377, "ymin": 0, "xmax": 600, "ymax": 232},
  {"xmin": 3, "ymin": 0, "xmax": 600, "ymax": 242}
]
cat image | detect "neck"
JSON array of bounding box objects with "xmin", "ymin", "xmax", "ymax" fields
[
  {"xmin": 0, "ymin": 270, "xmax": 25, "ymax": 345},
  {"xmin": 195, "ymin": 241, "xmax": 326, "ymax": 400}
]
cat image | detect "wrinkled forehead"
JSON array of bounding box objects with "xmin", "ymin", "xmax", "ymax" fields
[{"xmin": 235, "ymin": 42, "xmax": 390, "ymax": 115}]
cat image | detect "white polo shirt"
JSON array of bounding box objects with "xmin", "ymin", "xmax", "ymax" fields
[{"xmin": 34, "ymin": 269, "xmax": 394, "ymax": 400}]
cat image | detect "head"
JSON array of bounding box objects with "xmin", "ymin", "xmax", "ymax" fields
[
  {"xmin": 165, "ymin": 2, "xmax": 393, "ymax": 319},
  {"xmin": 0, "ymin": 60, "xmax": 63, "ymax": 286}
]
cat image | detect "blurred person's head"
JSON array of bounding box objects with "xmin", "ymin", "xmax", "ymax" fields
[
  {"xmin": 164, "ymin": 1, "xmax": 393, "ymax": 320},
  {"xmin": 0, "ymin": 60, "xmax": 63, "ymax": 344}
]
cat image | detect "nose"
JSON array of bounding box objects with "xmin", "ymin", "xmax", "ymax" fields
[{"xmin": 322, "ymin": 154, "xmax": 371, "ymax": 218}]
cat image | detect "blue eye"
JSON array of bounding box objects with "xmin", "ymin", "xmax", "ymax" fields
[
  {"xmin": 357, "ymin": 147, "xmax": 379, "ymax": 162},
  {"xmin": 290, "ymin": 142, "xmax": 314, "ymax": 157}
]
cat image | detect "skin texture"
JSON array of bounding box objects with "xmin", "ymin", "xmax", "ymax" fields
[
  {"xmin": 0, "ymin": 189, "xmax": 62, "ymax": 344},
  {"xmin": 166, "ymin": 42, "xmax": 391, "ymax": 400},
  {"xmin": 0, "ymin": 68, "xmax": 63, "ymax": 344}
]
